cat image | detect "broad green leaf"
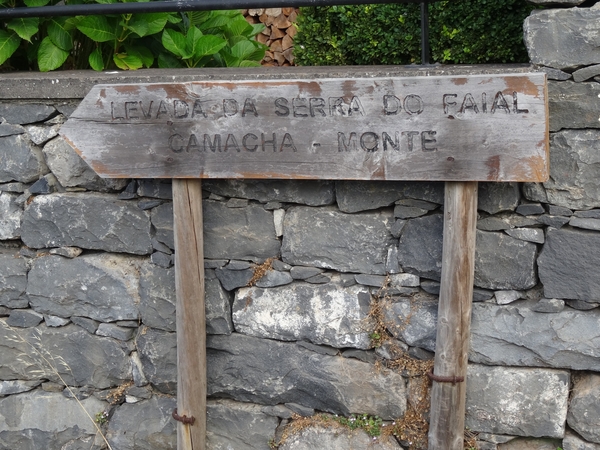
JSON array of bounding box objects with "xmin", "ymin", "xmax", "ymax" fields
[
  {"xmin": 136, "ymin": 13, "xmax": 170, "ymax": 36},
  {"xmin": 166, "ymin": 13, "xmax": 181, "ymax": 24},
  {"xmin": 187, "ymin": 11, "xmax": 210, "ymax": 27},
  {"xmin": 94, "ymin": 0, "xmax": 117, "ymax": 4},
  {"xmin": 37, "ymin": 36, "xmax": 69, "ymax": 71},
  {"xmin": 7, "ymin": 18, "xmax": 39, "ymax": 42},
  {"xmin": 239, "ymin": 60, "xmax": 261, "ymax": 67},
  {"xmin": 125, "ymin": 17, "xmax": 149, "ymax": 37},
  {"xmin": 161, "ymin": 28, "xmax": 188, "ymax": 58},
  {"xmin": 225, "ymin": 17, "xmax": 252, "ymax": 37},
  {"xmin": 158, "ymin": 52, "xmax": 183, "ymax": 68},
  {"xmin": 185, "ymin": 26, "xmax": 203, "ymax": 59},
  {"xmin": 48, "ymin": 18, "xmax": 73, "ymax": 51},
  {"xmin": 76, "ymin": 16, "xmax": 117, "ymax": 43},
  {"xmin": 228, "ymin": 35, "xmax": 247, "ymax": 47},
  {"xmin": 125, "ymin": 44, "xmax": 153, "ymax": 67},
  {"xmin": 197, "ymin": 14, "xmax": 231, "ymax": 32},
  {"xmin": 218, "ymin": 50, "xmax": 240, "ymax": 68},
  {"xmin": 88, "ymin": 48, "xmax": 104, "ymax": 71},
  {"xmin": 0, "ymin": 31, "xmax": 20, "ymax": 66},
  {"xmin": 113, "ymin": 53, "xmax": 143, "ymax": 70},
  {"xmin": 194, "ymin": 34, "xmax": 227, "ymax": 58},
  {"xmin": 230, "ymin": 40, "xmax": 256, "ymax": 60},
  {"xmin": 23, "ymin": 0, "xmax": 50, "ymax": 6}
]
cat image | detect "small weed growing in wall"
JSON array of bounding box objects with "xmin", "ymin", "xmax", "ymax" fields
[{"xmin": 95, "ymin": 411, "xmax": 109, "ymax": 425}]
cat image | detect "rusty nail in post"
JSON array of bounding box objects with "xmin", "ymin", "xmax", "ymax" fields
[
  {"xmin": 172, "ymin": 408, "xmax": 196, "ymax": 425},
  {"xmin": 427, "ymin": 368, "xmax": 465, "ymax": 385}
]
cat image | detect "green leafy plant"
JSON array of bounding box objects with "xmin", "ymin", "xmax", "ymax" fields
[
  {"xmin": 0, "ymin": 1, "xmax": 266, "ymax": 71},
  {"xmin": 295, "ymin": 0, "xmax": 538, "ymax": 66},
  {"xmin": 322, "ymin": 413, "xmax": 384, "ymax": 437},
  {"xmin": 159, "ymin": 10, "xmax": 266, "ymax": 68},
  {"xmin": 95, "ymin": 410, "xmax": 109, "ymax": 425}
]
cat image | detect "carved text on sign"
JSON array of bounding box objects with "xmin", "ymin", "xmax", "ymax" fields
[{"xmin": 60, "ymin": 73, "xmax": 548, "ymax": 181}]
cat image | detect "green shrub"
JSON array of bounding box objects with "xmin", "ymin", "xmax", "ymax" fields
[
  {"xmin": 0, "ymin": 1, "xmax": 266, "ymax": 71},
  {"xmin": 295, "ymin": 0, "xmax": 537, "ymax": 66}
]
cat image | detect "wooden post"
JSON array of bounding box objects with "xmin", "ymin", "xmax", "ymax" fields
[
  {"xmin": 428, "ymin": 181, "xmax": 478, "ymax": 450},
  {"xmin": 173, "ymin": 179, "xmax": 207, "ymax": 450}
]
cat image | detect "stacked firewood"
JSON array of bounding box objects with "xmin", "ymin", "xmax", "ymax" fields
[{"xmin": 244, "ymin": 8, "xmax": 299, "ymax": 66}]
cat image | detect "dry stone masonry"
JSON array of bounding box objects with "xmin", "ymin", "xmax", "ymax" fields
[{"xmin": 0, "ymin": 1, "xmax": 599, "ymax": 447}]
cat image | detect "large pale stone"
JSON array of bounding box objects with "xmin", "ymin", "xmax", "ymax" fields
[
  {"xmin": 539, "ymin": 227, "xmax": 600, "ymax": 302},
  {"xmin": 279, "ymin": 424, "xmax": 403, "ymax": 450},
  {"xmin": 21, "ymin": 193, "xmax": 153, "ymax": 254},
  {"xmin": 543, "ymin": 130, "xmax": 600, "ymax": 210},
  {"xmin": 466, "ymin": 365, "xmax": 569, "ymax": 438},
  {"xmin": 282, "ymin": 206, "xmax": 394, "ymax": 274},
  {"xmin": 567, "ymin": 373, "xmax": 600, "ymax": 444},
  {"xmin": 207, "ymin": 333, "xmax": 407, "ymax": 419},
  {"xmin": 27, "ymin": 254, "xmax": 142, "ymax": 322},
  {"xmin": 0, "ymin": 390, "xmax": 107, "ymax": 450},
  {"xmin": 233, "ymin": 278, "xmax": 372, "ymax": 349},
  {"xmin": 524, "ymin": 7, "xmax": 600, "ymax": 70}
]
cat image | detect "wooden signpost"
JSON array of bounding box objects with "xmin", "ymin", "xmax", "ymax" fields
[{"xmin": 60, "ymin": 69, "xmax": 548, "ymax": 450}]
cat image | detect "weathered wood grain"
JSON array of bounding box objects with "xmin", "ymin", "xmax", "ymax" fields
[
  {"xmin": 60, "ymin": 73, "xmax": 548, "ymax": 181},
  {"xmin": 428, "ymin": 181, "xmax": 478, "ymax": 450},
  {"xmin": 173, "ymin": 179, "xmax": 206, "ymax": 450}
]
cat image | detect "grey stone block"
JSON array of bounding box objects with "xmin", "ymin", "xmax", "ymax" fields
[
  {"xmin": 255, "ymin": 270, "xmax": 293, "ymax": 288},
  {"xmin": 25, "ymin": 123, "xmax": 60, "ymax": 145},
  {"xmin": 71, "ymin": 316, "xmax": 99, "ymax": 334},
  {"xmin": 137, "ymin": 180, "xmax": 172, "ymax": 199},
  {"xmin": 7, "ymin": 309, "xmax": 44, "ymax": 328},
  {"xmin": 204, "ymin": 200, "xmax": 280, "ymax": 261},
  {"xmin": 136, "ymin": 327, "xmax": 176, "ymax": 395},
  {"xmin": 548, "ymin": 81, "xmax": 600, "ymax": 132},
  {"xmin": 0, "ymin": 123, "xmax": 25, "ymax": 137},
  {"xmin": 539, "ymin": 67, "xmax": 572, "ymax": 81},
  {"xmin": 0, "ymin": 134, "xmax": 48, "ymax": 183},
  {"xmin": 544, "ymin": 130, "xmax": 600, "ymax": 211},
  {"xmin": 0, "ymin": 324, "xmax": 131, "ymax": 388},
  {"xmin": 504, "ymin": 228, "xmax": 544, "ymax": 244},
  {"xmin": 107, "ymin": 396, "xmax": 177, "ymax": 450},
  {"xmin": 0, "ymin": 250, "xmax": 28, "ymax": 308},
  {"xmin": 207, "ymin": 333, "xmax": 407, "ymax": 419},
  {"xmin": 215, "ymin": 266, "xmax": 254, "ymax": 291},
  {"xmin": 207, "ymin": 399, "xmax": 279, "ymax": 450},
  {"xmin": 532, "ymin": 298, "xmax": 565, "ymax": 313},
  {"xmin": 204, "ymin": 179, "xmax": 335, "ymax": 206},
  {"xmin": 96, "ymin": 323, "xmax": 135, "ymax": 341},
  {"xmin": 567, "ymin": 373, "xmax": 600, "ymax": 444},
  {"xmin": 27, "ymin": 254, "xmax": 142, "ymax": 322},
  {"xmin": 515, "ymin": 203, "xmax": 545, "ymax": 216},
  {"xmin": 398, "ymin": 214, "xmax": 444, "ymax": 280},
  {"xmin": 0, "ymin": 103, "xmax": 56, "ymax": 124},
  {"xmin": 282, "ymin": 206, "xmax": 394, "ymax": 275},
  {"xmin": 466, "ymin": 365, "xmax": 569, "ymax": 438},
  {"xmin": 233, "ymin": 280, "xmax": 371, "ymax": 349},
  {"xmin": 0, "ymin": 380, "xmax": 41, "ymax": 396},
  {"xmin": 470, "ymin": 301, "xmax": 600, "ymax": 371},
  {"xmin": 573, "ymin": 64, "xmax": 600, "ymax": 82},
  {"xmin": 44, "ymin": 315, "xmax": 70, "ymax": 327},
  {"xmin": 21, "ymin": 193, "xmax": 153, "ymax": 254},
  {"xmin": 569, "ymin": 217, "xmax": 600, "ymax": 231},
  {"xmin": 539, "ymin": 227, "xmax": 600, "ymax": 302},
  {"xmin": 290, "ymin": 266, "xmax": 324, "ymax": 280},
  {"xmin": 0, "ymin": 391, "xmax": 107, "ymax": 450},
  {"xmin": 537, "ymin": 215, "xmax": 569, "ymax": 229},
  {"xmin": 478, "ymin": 182, "xmax": 520, "ymax": 214},
  {"xmin": 42, "ymin": 137, "xmax": 127, "ymax": 191},
  {"xmin": 524, "ymin": 7, "xmax": 600, "ymax": 70},
  {"xmin": 474, "ymin": 231, "xmax": 537, "ymax": 290},
  {"xmin": 0, "ymin": 192, "xmax": 22, "ymax": 239},
  {"xmin": 150, "ymin": 201, "xmax": 174, "ymax": 249},
  {"xmin": 562, "ymin": 431, "xmax": 600, "ymax": 450}
]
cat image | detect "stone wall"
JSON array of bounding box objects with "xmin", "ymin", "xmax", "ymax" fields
[{"xmin": 0, "ymin": 5, "xmax": 599, "ymax": 447}]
